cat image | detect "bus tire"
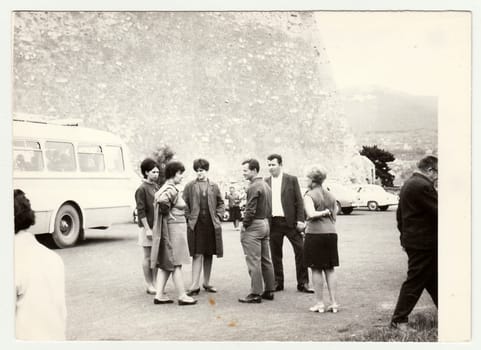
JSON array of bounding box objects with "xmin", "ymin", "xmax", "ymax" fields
[{"xmin": 52, "ymin": 204, "xmax": 81, "ymax": 248}]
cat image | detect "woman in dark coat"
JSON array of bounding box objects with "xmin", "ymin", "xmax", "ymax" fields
[{"xmin": 183, "ymin": 159, "xmax": 225, "ymax": 295}]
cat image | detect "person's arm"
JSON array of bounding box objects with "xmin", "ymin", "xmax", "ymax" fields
[
  {"xmin": 293, "ymin": 176, "xmax": 305, "ymax": 223},
  {"xmin": 182, "ymin": 183, "xmax": 191, "ymax": 218},
  {"xmin": 242, "ymin": 186, "xmax": 258, "ymax": 228},
  {"xmin": 418, "ymin": 185, "xmax": 438, "ymax": 216},
  {"xmin": 156, "ymin": 186, "xmax": 177, "ymax": 215},
  {"xmin": 396, "ymin": 201, "xmax": 403, "ymax": 234},
  {"xmin": 214, "ymin": 185, "xmax": 225, "ymax": 220},
  {"xmin": 303, "ymin": 195, "xmax": 330, "ymax": 220},
  {"xmin": 135, "ymin": 187, "xmax": 148, "ymax": 225}
]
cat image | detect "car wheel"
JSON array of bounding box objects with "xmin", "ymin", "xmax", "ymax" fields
[
  {"xmin": 52, "ymin": 204, "xmax": 81, "ymax": 248},
  {"xmin": 379, "ymin": 205, "xmax": 389, "ymax": 211},
  {"xmin": 223, "ymin": 211, "xmax": 230, "ymax": 222},
  {"xmin": 367, "ymin": 201, "xmax": 379, "ymax": 211},
  {"xmin": 335, "ymin": 201, "xmax": 342, "ymax": 215},
  {"xmin": 341, "ymin": 207, "xmax": 354, "ymax": 215}
]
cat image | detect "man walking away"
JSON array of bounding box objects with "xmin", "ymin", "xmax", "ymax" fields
[{"xmin": 391, "ymin": 155, "xmax": 438, "ymax": 331}]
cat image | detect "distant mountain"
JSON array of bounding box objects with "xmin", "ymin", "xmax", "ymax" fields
[{"xmin": 339, "ymin": 86, "xmax": 438, "ymax": 133}]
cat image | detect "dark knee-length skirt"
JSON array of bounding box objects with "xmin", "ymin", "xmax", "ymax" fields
[
  {"xmin": 192, "ymin": 212, "xmax": 217, "ymax": 255},
  {"xmin": 303, "ymin": 233, "xmax": 339, "ymax": 269},
  {"xmin": 229, "ymin": 206, "xmax": 241, "ymax": 221}
]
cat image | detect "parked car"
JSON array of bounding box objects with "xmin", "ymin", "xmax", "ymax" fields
[
  {"xmin": 352, "ymin": 184, "xmax": 399, "ymax": 211},
  {"xmin": 323, "ymin": 182, "xmax": 357, "ymax": 215},
  {"xmin": 299, "ymin": 178, "xmax": 357, "ymax": 215}
]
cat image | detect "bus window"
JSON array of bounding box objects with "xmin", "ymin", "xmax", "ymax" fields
[
  {"xmin": 13, "ymin": 140, "xmax": 44, "ymax": 171},
  {"xmin": 45, "ymin": 141, "xmax": 76, "ymax": 172},
  {"xmin": 104, "ymin": 146, "xmax": 125, "ymax": 172},
  {"xmin": 78, "ymin": 144, "xmax": 105, "ymax": 172}
]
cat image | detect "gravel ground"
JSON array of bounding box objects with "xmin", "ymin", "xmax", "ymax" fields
[{"xmin": 56, "ymin": 207, "xmax": 436, "ymax": 341}]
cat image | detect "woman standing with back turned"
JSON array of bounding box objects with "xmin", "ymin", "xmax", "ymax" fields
[
  {"xmin": 303, "ymin": 167, "xmax": 340, "ymax": 313},
  {"xmin": 151, "ymin": 161, "xmax": 197, "ymax": 305}
]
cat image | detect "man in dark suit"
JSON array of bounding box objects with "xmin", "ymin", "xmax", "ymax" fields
[
  {"xmin": 391, "ymin": 155, "xmax": 438, "ymax": 331},
  {"xmin": 265, "ymin": 154, "xmax": 312, "ymax": 293}
]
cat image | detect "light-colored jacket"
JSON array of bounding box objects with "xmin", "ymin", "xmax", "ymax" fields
[
  {"xmin": 150, "ymin": 182, "xmax": 179, "ymax": 270},
  {"xmin": 15, "ymin": 231, "xmax": 67, "ymax": 340}
]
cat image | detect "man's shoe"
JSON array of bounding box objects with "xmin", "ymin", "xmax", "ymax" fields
[
  {"xmin": 274, "ymin": 284, "xmax": 284, "ymax": 292},
  {"xmin": 153, "ymin": 297, "xmax": 174, "ymax": 304},
  {"xmin": 390, "ymin": 322, "xmax": 416, "ymax": 332},
  {"xmin": 261, "ymin": 291, "xmax": 274, "ymax": 300},
  {"xmin": 238, "ymin": 293, "xmax": 262, "ymax": 303},
  {"xmin": 297, "ymin": 284, "xmax": 315, "ymax": 293}
]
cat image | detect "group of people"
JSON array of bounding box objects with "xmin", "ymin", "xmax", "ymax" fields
[
  {"xmin": 134, "ymin": 154, "xmax": 341, "ymax": 311},
  {"xmin": 13, "ymin": 154, "xmax": 438, "ymax": 340}
]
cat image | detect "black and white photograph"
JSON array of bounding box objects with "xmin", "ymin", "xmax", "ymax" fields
[{"xmin": 1, "ymin": 0, "xmax": 475, "ymax": 346}]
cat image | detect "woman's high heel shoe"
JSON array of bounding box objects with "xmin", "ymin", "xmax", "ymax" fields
[
  {"xmin": 309, "ymin": 303, "xmax": 325, "ymax": 313},
  {"xmin": 327, "ymin": 304, "xmax": 339, "ymax": 313},
  {"xmin": 202, "ymin": 284, "xmax": 217, "ymax": 293},
  {"xmin": 178, "ymin": 296, "xmax": 198, "ymax": 306},
  {"xmin": 186, "ymin": 287, "xmax": 200, "ymax": 296}
]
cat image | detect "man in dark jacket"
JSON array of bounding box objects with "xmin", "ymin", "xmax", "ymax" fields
[
  {"xmin": 265, "ymin": 154, "xmax": 312, "ymax": 293},
  {"xmin": 391, "ymin": 155, "xmax": 438, "ymax": 331}
]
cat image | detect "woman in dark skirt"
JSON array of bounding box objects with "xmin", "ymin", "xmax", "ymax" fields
[
  {"xmin": 183, "ymin": 159, "xmax": 225, "ymax": 295},
  {"xmin": 303, "ymin": 167, "xmax": 339, "ymax": 313}
]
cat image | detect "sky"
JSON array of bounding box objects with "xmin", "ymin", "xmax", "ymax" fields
[{"xmin": 315, "ymin": 11, "xmax": 470, "ymax": 97}]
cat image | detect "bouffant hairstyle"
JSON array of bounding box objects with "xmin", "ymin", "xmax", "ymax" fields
[
  {"xmin": 164, "ymin": 161, "xmax": 185, "ymax": 179},
  {"xmin": 267, "ymin": 153, "xmax": 283, "ymax": 165},
  {"xmin": 242, "ymin": 158, "xmax": 260, "ymax": 172},
  {"xmin": 193, "ymin": 158, "xmax": 210, "ymax": 172},
  {"xmin": 306, "ymin": 167, "xmax": 327, "ymax": 186},
  {"xmin": 140, "ymin": 158, "xmax": 159, "ymax": 179},
  {"xmin": 14, "ymin": 189, "xmax": 36, "ymax": 234},
  {"xmin": 417, "ymin": 155, "xmax": 438, "ymax": 172}
]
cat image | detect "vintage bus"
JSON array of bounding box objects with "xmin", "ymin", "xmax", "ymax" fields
[{"xmin": 13, "ymin": 118, "xmax": 139, "ymax": 248}]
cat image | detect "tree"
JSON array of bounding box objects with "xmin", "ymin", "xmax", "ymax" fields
[
  {"xmin": 360, "ymin": 145, "xmax": 395, "ymax": 187},
  {"xmin": 151, "ymin": 145, "xmax": 175, "ymax": 186}
]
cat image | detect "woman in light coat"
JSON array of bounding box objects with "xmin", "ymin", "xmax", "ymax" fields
[{"xmin": 151, "ymin": 161, "xmax": 197, "ymax": 305}]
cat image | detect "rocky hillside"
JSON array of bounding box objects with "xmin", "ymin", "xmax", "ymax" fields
[{"xmin": 13, "ymin": 11, "xmax": 362, "ymax": 182}]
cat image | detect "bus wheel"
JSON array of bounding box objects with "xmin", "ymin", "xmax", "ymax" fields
[{"xmin": 52, "ymin": 204, "xmax": 81, "ymax": 248}]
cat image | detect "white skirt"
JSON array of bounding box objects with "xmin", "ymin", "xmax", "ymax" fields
[{"xmin": 137, "ymin": 226, "xmax": 153, "ymax": 247}]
